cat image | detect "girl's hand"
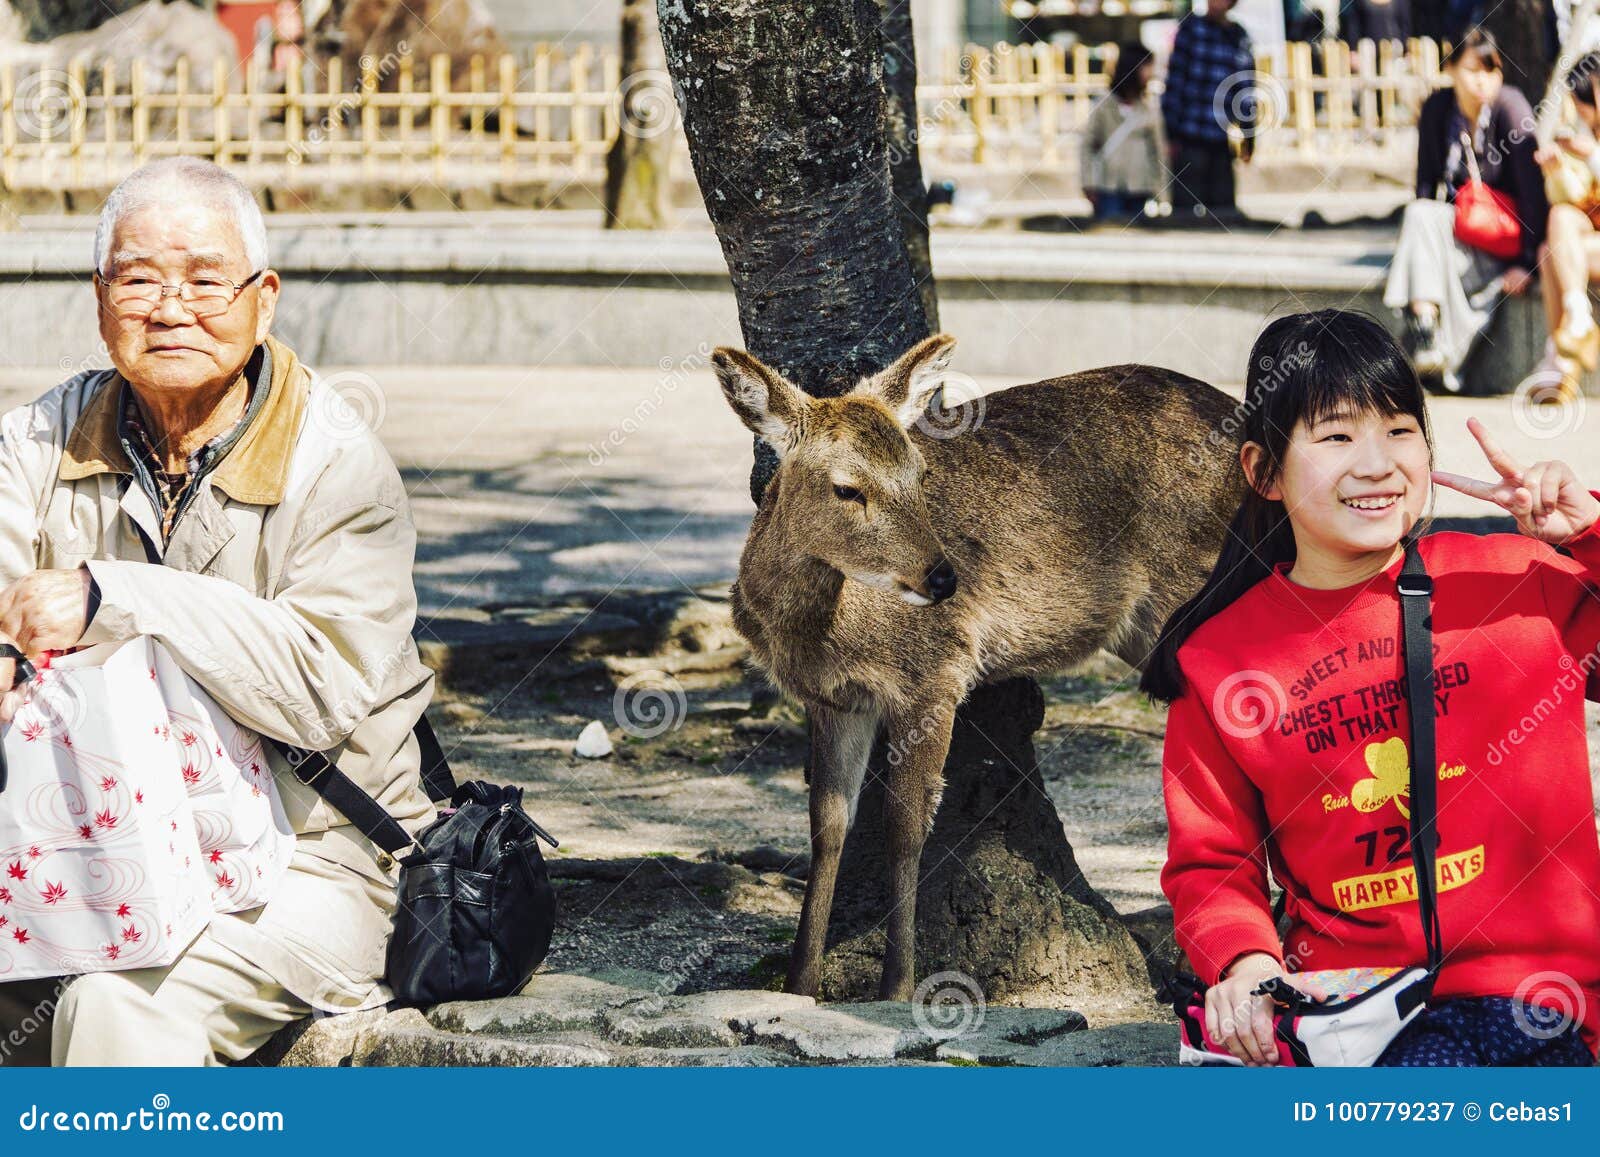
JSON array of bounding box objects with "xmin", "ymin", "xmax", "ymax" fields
[
  {"xmin": 1432, "ymin": 416, "xmax": 1600, "ymax": 544},
  {"xmin": 1536, "ymin": 145, "xmax": 1563, "ymax": 173},
  {"xmin": 1558, "ymin": 133, "xmax": 1595, "ymax": 161},
  {"xmin": 1502, "ymin": 266, "xmax": 1533, "ymax": 296},
  {"xmin": 1205, "ymin": 953, "xmax": 1330, "ymax": 1066}
]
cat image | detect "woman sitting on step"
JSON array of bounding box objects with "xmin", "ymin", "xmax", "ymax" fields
[{"xmin": 1383, "ymin": 28, "xmax": 1547, "ymax": 396}]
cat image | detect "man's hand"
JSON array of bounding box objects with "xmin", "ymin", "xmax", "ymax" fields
[
  {"xmin": 1502, "ymin": 265, "xmax": 1533, "ymax": 296},
  {"xmin": 0, "ymin": 568, "xmax": 92, "ymax": 658}
]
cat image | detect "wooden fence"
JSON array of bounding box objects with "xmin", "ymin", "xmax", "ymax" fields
[{"xmin": 0, "ymin": 37, "xmax": 1448, "ymax": 191}]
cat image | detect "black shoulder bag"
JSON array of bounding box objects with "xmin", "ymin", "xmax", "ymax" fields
[{"xmin": 276, "ymin": 718, "xmax": 560, "ymax": 1006}]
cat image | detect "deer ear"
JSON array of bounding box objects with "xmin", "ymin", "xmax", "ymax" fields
[
  {"xmin": 859, "ymin": 335, "xmax": 958, "ymax": 428},
  {"xmin": 711, "ymin": 348, "xmax": 806, "ymax": 454}
]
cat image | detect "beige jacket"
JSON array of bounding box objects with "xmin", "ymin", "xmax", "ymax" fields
[
  {"xmin": 0, "ymin": 334, "xmax": 437, "ymax": 1010},
  {"xmin": 1080, "ymin": 93, "xmax": 1168, "ymax": 198}
]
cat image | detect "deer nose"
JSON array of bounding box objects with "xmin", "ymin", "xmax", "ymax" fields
[{"xmin": 925, "ymin": 559, "xmax": 958, "ymax": 603}]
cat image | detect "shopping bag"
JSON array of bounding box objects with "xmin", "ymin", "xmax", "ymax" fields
[
  {"xmin": 0, "ymin": 638, "xmax": 209, "ymax": 982},
  {"xmin": 150, "ymin": 642, "xmax": 295, "ymax": 914}
]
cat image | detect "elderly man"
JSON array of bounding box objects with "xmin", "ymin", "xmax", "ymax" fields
[{"xmin": 0, "ymin": 157, "xmax": 436, "ymax": 1065}]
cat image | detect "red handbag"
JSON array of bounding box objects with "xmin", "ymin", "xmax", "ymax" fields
[{"xmin": 1452, "ymin": 131, "xmax": 1524, "ymax": 259}]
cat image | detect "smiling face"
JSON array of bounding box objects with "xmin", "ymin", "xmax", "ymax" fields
[
  {"xmin": 95, "ymin": 199, "xmax": 279, "ymax": 400},
  {"xmin": 1249, "ymin": 404, "xmax": 1432, "ymax": 566}
]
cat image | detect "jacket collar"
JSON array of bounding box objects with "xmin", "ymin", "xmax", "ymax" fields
[{"xmin": 59, "ymin": 334, "xmax": 308, "ymax": 507}]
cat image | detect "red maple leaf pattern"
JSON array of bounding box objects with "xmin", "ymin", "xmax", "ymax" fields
[
  {"xmin": 181, "ymin": 764, "xmax": 200, "ymax": 786},
  {"xmin": 179, "ymin": 730, "xmax": 197, "ymax": 748},
  {"xmin": 12, "ymin": 927, "xmax": 29, "ymax": 943},
  {"xmin": 148, "ymin": 667, "xmax": 157, "ymax": 681},
  {"xmin": 27, "ymin": 846, "xmax": 40, "ymax": 859},
  {"xmin": 93, "ymin": 809, "xmax": 117, "ymax": 829},
  {"xmin": 249, "ymin": 762, "xmax": 261, "ymax": 775},
  {"xmin": 41, "ymin": 881, "xmax": 67, "ymax": 905},
  {"xmin": 134, "ymin": 790, "xmax": 144, "ymax": 804},
  {"xmin": 115, "ymin": 903, "xmax": 131, "ymax": 918},
  {"xmin": 99, "ymin": 776, "xmax": 118, "ymax": 792},
  {"xmin": 77, "ymin": 824, "xmax": 93, "ymax": 840},
  {"xmin": 6, "ymin": 861, "xmax": 27, "ymax": 881},
  {"xmin": 0, "ymin": 887, "xmax": 9, "ymax": 903},
  {"xmin": 0, "ymin": 915, "xmax": 7, "ymax": 929},
  {"xmin": 165, "ymin": 923, "xmax": 173, "ymax": 937},
  {"xmin": 214, "ymin": 745, "xmax": 222, "ymax": 757},
  {"xmin": 250, "ymin": 783, "xmax": 261, "ymax": 798},
  {"xmin": 104, "ymin": 943, "xmax": 120, "ymax": 959},
  {"xmin": 60, "ymin": 736, "xmax": 72, "ymax": 748},
  {"xmin": 121, "ymin": 924, "xmax": 142, "ymax": 943},
  {"xmin": 169, "ymin": 820, "xmax": 178, "ymax": 832},
  {"xmin": 208, "ymin": 849, "xmax": 223, "ymax": 864},
  {"xmin": 19, "ymin": 721, "xmax": 42, "ymax": 742},
  {"xmin": 215, "ymin": 870, "xmax": 236, "ymax": 890}
]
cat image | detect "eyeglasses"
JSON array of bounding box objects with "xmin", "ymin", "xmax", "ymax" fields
[{"xmin": 99, "ymin": 269, "xmax": 264, "ymax": 319}]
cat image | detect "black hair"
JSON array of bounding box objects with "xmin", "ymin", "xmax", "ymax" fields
[
  {"xmin": 1109, "ymin": 42, "xmax": 1153, "ymax": 101},
  {"xmin": 1568, "ymin": 51, "xmax": 1600, "ymax": 107},
  {"xmin": 1140, "ymin": 309, "xmax": 1436, "ymax": 703},
  {"xmin": 1444, "ymin": 26, "xmax": 1502, "ymax": 73}
]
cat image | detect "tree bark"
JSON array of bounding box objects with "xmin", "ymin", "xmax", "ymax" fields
[
  {"xmin": 7, "ymin": 0, "xmax": 146, "ymax": 41},
  {"xmin": 605, "ymin": 0, "xmax": 674, "ymax": 230},
  {"xmin": 661, "ymin": 0, "xmax": 1147, "ymax": 1008},
  {"xmin": 875, "ymin": 0, "xmax": 938, "ymax": 330}
]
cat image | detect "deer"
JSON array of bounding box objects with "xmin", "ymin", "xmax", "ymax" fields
[{"xmin": 710, "ymin": 334, "xmax": 1245, "ymax": 1002}]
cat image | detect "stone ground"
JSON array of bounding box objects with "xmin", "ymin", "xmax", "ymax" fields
[{"xmin": 5, "ymin": 333, "xmax": 1600, "ymax": 1066}]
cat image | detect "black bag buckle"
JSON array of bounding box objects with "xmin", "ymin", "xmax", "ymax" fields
[
  {"xmin": 0, "ymin": 643, "xmax": 34, "ymax": 691},
  {"xmin": 1396, "ymin": 574, "xmax": 1432, "ymax": 597}
]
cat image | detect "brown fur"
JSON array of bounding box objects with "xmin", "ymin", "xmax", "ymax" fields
[{"xmin": 713, "ymin": 337, "xmax": 1244, "ymax": 1000}]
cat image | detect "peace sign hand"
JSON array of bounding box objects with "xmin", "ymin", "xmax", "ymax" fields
[{"xmin": 1431, "ymin": 417, "xmax": 1600, "ymax": 544}]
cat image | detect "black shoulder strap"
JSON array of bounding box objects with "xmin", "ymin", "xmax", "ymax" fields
[
  {"xmin": 273, "ymin": 715, "xmax": 457, "ymax": 857},
  {"xmin": 1398, "ymin": 538, "xmax": 1445, "ymax": 976}
]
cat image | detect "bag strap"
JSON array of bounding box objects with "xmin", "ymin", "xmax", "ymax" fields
[
  {"xmin": 1460, "ymin": 130, "xmax": 1485, "ymax": 185},
  {"xmin": 1398, "ymin": 537, "xmax": 1445, "ymax": 976},
  {"xmin": 272, "ymin": 715, "xmax": 456, "ymax": 858}
]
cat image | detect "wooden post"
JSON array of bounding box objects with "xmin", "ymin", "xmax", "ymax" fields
[
  {"xmin": 361, "ymin": 53, "xmax": 378, "ymax": 179},
  {"xmin": 431, "ymin": 53, "xmax": 449, "ymax": 181},
  {"xmin": 131, "ymin": 57, "xmax": 147, "ymax": 166},
  {"xmin": 285, "ymin": 54, "xmax": 303, "ymax": 165},
  {"xmin": 211, "ymin": 57, "xmax": 226, "ymax": 165},
  {"xmin": 499, "ymin": 53, "xmax": 515, "ymax": 175},
  {"xmin": 1, "ymin": 64, "xmax": 15, "ymax": 191}
]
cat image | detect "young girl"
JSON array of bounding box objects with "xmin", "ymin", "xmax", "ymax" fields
[{"xmin": 1143, "ymin": 308, "xmax": 1600, "ymax": 1067}]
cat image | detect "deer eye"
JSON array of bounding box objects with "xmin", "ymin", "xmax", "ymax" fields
[{"xmin": 833, "ymin": 484, "xmax": 864, "ymax": 504}]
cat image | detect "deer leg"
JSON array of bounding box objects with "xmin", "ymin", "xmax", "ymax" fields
[
  {"xmin": 786, "ymin": 703, "xmax": 878, "ymax": 997},
  {"xmin": 877, "ymin": 701, "xmax": 956, "ymax": 1002}
]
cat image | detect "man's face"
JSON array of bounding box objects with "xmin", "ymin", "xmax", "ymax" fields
[{"xmin": 95, "ymin": 199, "xmax": 280, "ymax": 398}]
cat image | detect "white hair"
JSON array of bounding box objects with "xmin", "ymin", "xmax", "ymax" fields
[{"xmin": 93, "ymin": 157, "xmax": 269, "ymax": 276}]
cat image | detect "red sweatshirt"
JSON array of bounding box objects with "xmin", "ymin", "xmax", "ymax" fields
[{"xmin": 1162, "ymin": 503, "xmax": 1600, "ymax": 1059}]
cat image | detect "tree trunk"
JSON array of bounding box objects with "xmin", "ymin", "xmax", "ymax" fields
[
  {"xmin": 875, "ymin": 0, "xmax": 938, "ymax": 330},
  {"xmin": 660, "ymin": 0, "xmax": 1147, "ymax": 1008},
  {"xmin": 7, "ymin": 0, "xmax": 147, "ymax": 41},
  {"xmin": 605, "ymin": 0, "xmax": 674, "ymax": 230},
  {"xmin": 1483, "ymin": 0, "xmax": 1552, "ymax": 110}
]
